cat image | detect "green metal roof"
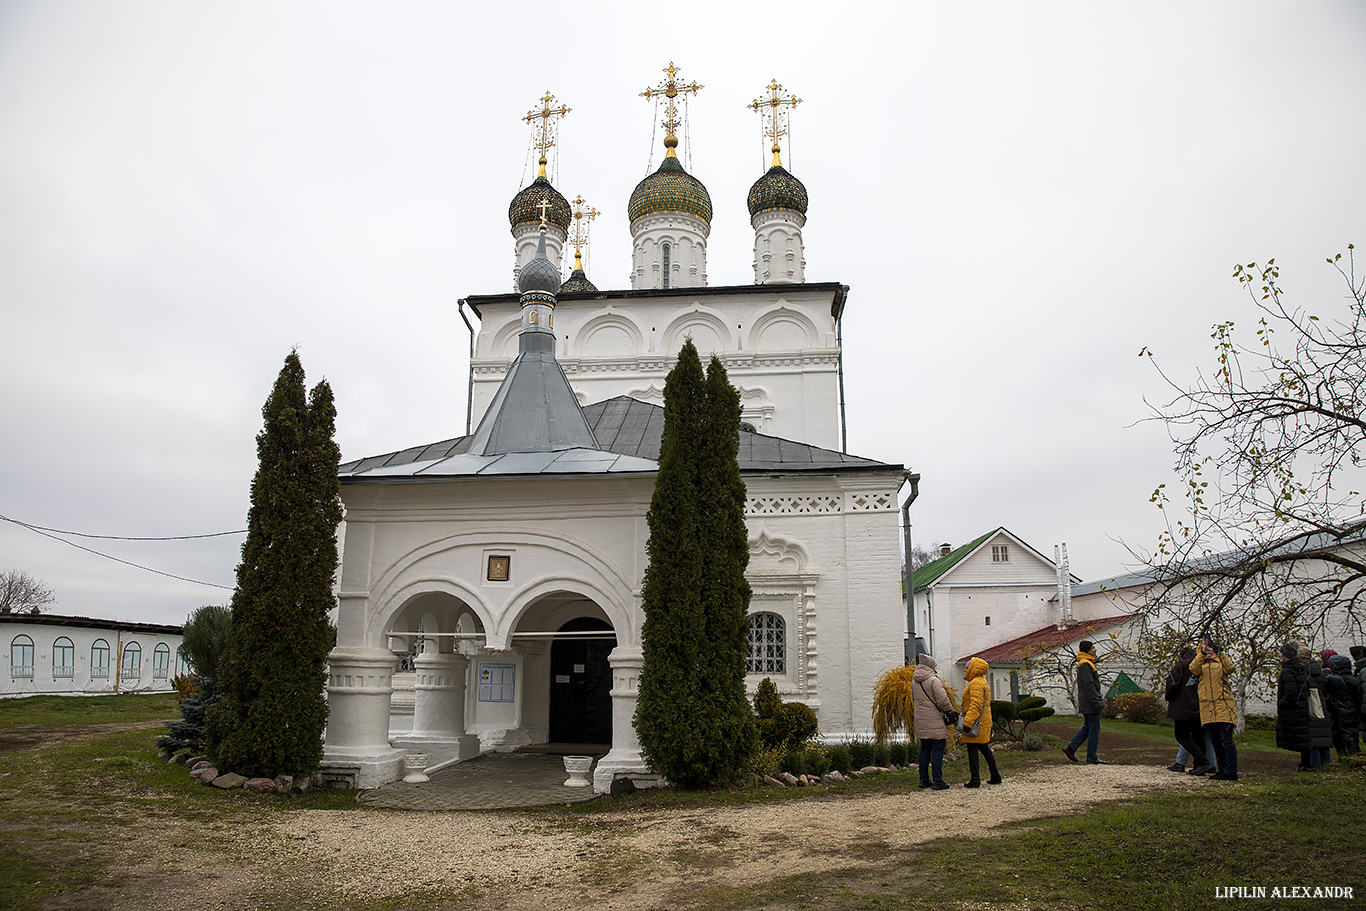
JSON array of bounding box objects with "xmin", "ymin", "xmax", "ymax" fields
[{"xmin": 911, "ymin": 531, "xmax": 994, "ymax": 591}]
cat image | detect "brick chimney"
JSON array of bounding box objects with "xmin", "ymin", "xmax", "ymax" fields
[{"xmin": 939, "ymin": 543, "xmax": 952, "ymax": 557}]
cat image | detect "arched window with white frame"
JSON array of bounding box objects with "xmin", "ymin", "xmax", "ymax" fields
[
  {"xmin": 91, "ymin": 640, "xmax": 110, "ymax": 679},
  {"xmin": 747, "ymin": 612, "xmax": 786, "ymax": 675},
  {"xmin": 10, "ymin": 635, "xmax": 34, "ymax": 679},
  {"xmin": 152, "ymin": 643, "xmax": 170, "ymax": 679},
  {"xmin": 120, "ymin": 641, "xmax": 141, "ymax": 680},
  {"xmin": 53, "ymin": 637, "xmax": 74, "ymax": 679}
]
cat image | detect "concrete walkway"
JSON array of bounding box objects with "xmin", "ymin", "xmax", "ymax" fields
[{"xmin": 358, "ymin": 750, "xmax": 607, "ymax": 811}]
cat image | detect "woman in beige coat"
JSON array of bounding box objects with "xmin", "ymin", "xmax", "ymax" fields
[
  {"xmin": 1189, "ymin": 638, "xmax": 1239, "ymax": 780},
  {"xmin": 911, "ymin": 653, "xmax": 954, "ymax": 790}
]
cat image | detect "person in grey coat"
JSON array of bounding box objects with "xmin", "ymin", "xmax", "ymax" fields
[{"xmin": 911, "ymin": 653, "xmax": 955, "ymax": 790}]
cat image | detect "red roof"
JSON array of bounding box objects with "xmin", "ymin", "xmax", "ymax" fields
[{"xmin": 956, "ymin": 614, "xmax": 1135, "ymax": 665}]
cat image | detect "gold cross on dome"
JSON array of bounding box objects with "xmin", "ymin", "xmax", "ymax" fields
[
  {"xmin": 568, "ymin": 195, "xmax": 598, "ymax": 259},
  {"xmin": 749, "ymin": 79, "xmax": 801, "ymax": 166},
  {"xmin": 522, "ymin": 91, "xmax": 571, "ymax": 169},
  {"xmin": 535, "ymin": 197, "xmax": 554, "ymax": 229},
  {"xmin": 641, "ymin": 62, "xmax": 703, "ymax": 140}
]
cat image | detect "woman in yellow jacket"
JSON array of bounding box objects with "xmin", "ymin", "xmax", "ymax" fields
[
  {"xmin": 959, "ymin": 656, "xmax": 1002, "ymax": 787},
  {"xmin": 1189, "ymin": 638, "xmax": 1239, "ymax": 781}
]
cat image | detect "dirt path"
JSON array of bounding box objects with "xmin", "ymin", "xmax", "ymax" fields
[{"xmin": 125, "ymin": 762, "xmax": 1204, "ymax": 911}]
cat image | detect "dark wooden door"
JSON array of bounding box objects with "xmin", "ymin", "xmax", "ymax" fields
[{"xmin": 549, "ymin": 617, "xmax": 615, "ymax": 744}]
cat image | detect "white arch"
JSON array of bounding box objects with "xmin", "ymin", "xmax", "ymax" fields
[
  {"xmin": 749, "ymin": 305, "xmax": 820, "ymax": 351},
  {"xmin": 663, "ymin": 306, "xmax": 734, "ymax": 357},
  {"xmin": 361, "ymin": 529, "xmax": 639, "ymax": 650},
  {"xmin": 576, "ymin": 312, "xmax": 645, "ymax": 358},
  {"xmin": 486, "ymin": 316, "xmax": 524, "ymax": 359},
  {"xmin": 748, "ymin": 526, "xmax": 813, "ymax": 573}
]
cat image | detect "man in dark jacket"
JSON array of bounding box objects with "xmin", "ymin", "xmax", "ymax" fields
[
  {"xmin": 1300, "ymin": 645, "xmax": 1334, "ymax": 769},
  {"xmin": 1063, "ymin": 640, "xmax": 1105, "ymax": 764},
  {"xmin": 1166, "ymin": 647, "xmax": 1212, "ymax": 774},
  {"xmin": 1324, "ymin": 653, "xmax": 1362, "ymax": 756}
]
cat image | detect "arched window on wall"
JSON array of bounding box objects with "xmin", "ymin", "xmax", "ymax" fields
[
  {"xmin": 91, "ymin": 640, "xmax": 110, "ymax": 679},
  {"xmin": 746, "ymin": 613, "xmax": 786, "ymax": 675},
  {"xmin": 152, "ymin": 643, "xmax": 170, "ymax": 679},
  {"xmin": 661, "ymin": 243, "xmax": 671, "ymax": 289},
  {"xmin": 10, "ymin": 635, "xmax": 34, "ymax": 679},
  {"xmin": 53, "ymin": 637, "xmax": 74, "ymax": 679},
  {"xmin": 174, "ymin": 650, "xmax": 189, "ymax": 678},
  {"xmin": 120, "ymin": 642, "xmax": 141, "ymax": 680}
]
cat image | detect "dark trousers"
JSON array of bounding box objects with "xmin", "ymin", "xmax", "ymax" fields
[
  {"xmin": 918, "ymin": 738, "xmax": 946, "ymax": 784},
  {"xmin": 966, "ymin": 742, "xmax": 1000, "ymax": 782},
  {"xmin": 1173, "ymin": 718, "xmax": 1208, "ymax": 767},
  {"xmin": 1066, "ymin": 713, "xmax": 1102, "ymax": 761},
  {"xmin": 1205, "ymin": 721, "xmax": 1238, "ymax": 776}
]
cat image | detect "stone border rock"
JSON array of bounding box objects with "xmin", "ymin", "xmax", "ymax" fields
[{"xmin": 158, "ymin": 749, "xmax": 318, "ymax": 794}]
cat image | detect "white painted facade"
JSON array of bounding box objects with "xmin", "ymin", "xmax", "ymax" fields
[
  {"xmin": 751, "ymin": 207, "xmax": 806, "ymax": 284},
  {"xmin": 630, "ymin": 212, "xmax": 709, "ymax": 290},
  {"xmin": 467, "ymin": 283, "xmax": 846, "ymax": 452},
  {"xmin": 2, "ymin": 615, "xmax": 185, "ymax": 699},
  {"xmin": 914, "ymin": 530, "xmax": 1073, "ymax": 699},
  {"xmin": 322, "ymin": 469, "xmax": 906, "ymax": 790}
]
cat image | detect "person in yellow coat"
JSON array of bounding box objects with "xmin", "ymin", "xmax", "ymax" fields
[
  {"xmin": 1189, "ymin": 637, "xmax": 1239, "ymax": 781},
  {"xmin": 958, "ymin": 656, "xmax": 1002, "ymax": 788}
]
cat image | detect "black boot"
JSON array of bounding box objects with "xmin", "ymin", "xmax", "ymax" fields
[{"xmin": 964, "ymin": 779, "xmax": 980, "ymax": 788}]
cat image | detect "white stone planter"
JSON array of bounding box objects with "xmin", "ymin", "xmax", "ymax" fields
[
  {"xmin": 402, "ymin": 751, "xmax": 431, "ymax": 783},
  {"xmin": 563, "ymin": 755, "xmax": 594, "ymax": 787}
]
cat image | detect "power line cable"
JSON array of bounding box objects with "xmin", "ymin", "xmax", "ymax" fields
[
  {"xmin": 0, "ymin": 512, "xmax": 235, "ymax": 590},
  {"xmin": 0, "ymin": 513, "xmax": 244, "ymax": 540}
]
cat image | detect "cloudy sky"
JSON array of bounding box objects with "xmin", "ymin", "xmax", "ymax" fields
[{"xmin": 1, "ymin": 2, "xmax": 1363, "ymax": 626}]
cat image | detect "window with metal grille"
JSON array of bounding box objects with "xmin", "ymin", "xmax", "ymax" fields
[
  {"xmin": 662, "ymin": 243, "xmax": 671, "ymax": 289},
  {"xmin": 10, "ymin": 635, "xmax": 33, "ymax": 679},
  {"xmin": 91, "ymin": 640, "xmax": 110, "ymax": 679},
  {"xmin": 747, "ymin": 612, "xmax": 786, "ymax": 675},
  {"xmin": 153, "ymin": 643, "xmax": 170, "ymax": 679},
  {"xmin": 53, "ymin": 637, "xmax": 74, "ymax": 678},
  {"xmin": 992, "ymin": 544, "xmax": 1009, "ymax": 562}
]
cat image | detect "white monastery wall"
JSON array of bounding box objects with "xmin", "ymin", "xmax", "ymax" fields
[{"xmin": 2, "ymin": 619, "xmax": 184, "ymax": 698}]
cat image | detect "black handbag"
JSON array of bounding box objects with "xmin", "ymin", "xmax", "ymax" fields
[{"xmin": 918, "ymin": 678, "xmax": 959, "ymax": 726}]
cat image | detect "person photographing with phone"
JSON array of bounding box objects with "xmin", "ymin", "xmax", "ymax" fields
[{"xmin": 1189, "ymin": 637, "xmax": 1239, "ymax": 781}]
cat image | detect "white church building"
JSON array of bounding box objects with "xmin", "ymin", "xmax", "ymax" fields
[{"xmin": 320, "ymin": 74, "xmax": 911, "ymax": 791}]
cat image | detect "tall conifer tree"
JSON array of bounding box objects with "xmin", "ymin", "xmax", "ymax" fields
[
  {"xmin": 206, "ymin": 351, "xmax": 342, "ymax": 778},
  {"xmin": 635, "ymin": 340, "xmax": 756, "ymax": 786}
]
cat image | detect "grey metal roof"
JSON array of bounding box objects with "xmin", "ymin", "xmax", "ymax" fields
[
  {"xmin": 340, "ymin": 397, "xmax": 900, "ymax": 481},
  {"xmin": 464, "ymin": 332, "xmax": 600, "ymax": 456}
]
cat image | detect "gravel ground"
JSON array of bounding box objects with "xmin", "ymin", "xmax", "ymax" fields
[{"xmin": 129, "ymin": 762, "xmax": 1203, "ymax": 911}]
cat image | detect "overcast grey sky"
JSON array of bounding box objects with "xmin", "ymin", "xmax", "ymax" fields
[{"xmin": 2, "ymin": 2, "xmax": 1363, "ymax": 626}]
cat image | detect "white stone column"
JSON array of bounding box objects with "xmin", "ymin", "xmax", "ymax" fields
[
  {"xmin": 592, "ymin": 645, "xmax": 664, "ymax": 793},
  {"xmin": 394, "ymin": 652, "xmax": 480, "ymax": 765},
  {"xmin": 320, "ymin": 646, "xmax": 405, "ymax": 788}
]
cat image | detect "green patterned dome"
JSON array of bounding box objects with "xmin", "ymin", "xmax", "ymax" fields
[
  {"xmin": 628, "ymin": 155, "xmax": 713, "ymax": 224},
  {"xmin": 747, "ymin": 165, "xmax": 808, "ymax": 217},
  {"xmin": 559, "ymin": 268, "xmax": 597, "ymax": 294},
  {"xmin": 509, "ymin": 175, "xmax": 571, "ymax": 230}
]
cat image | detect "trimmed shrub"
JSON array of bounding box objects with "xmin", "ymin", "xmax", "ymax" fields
[
  {"xmin": 754, "ymin": 677, "xmax": 782, "ymax": 719},
  {"xmin": 780, "ymin": 748, "xmax": 805, "ymax": 776},
  {"xmin": 849, "ymin": 741, "xmax": 876, "ymax": 768},
  {"xmin": 827, "ymin": 744, "xmax": 853, "ymax": 775},
  {"xmin": 1023, "ymin": 733, "xmax": 1045, "ymax": 752},
  {"xmin": 872, "ymin": 742, "xmax": 891, "ymax": 767},
  {"xmin": 888, "ymin": 741, "xmax": 910, "ymax": 767},
  {"xmin": 744, "ymin": 743, "xmax": 787, "ymax": 778},
  {"xmin": 764, "ymin": 704, "xmax": 814, "ymax": 753},
  {"xmin": 991, "ymin": 696, "xmax": 1057, "ymax": 741},
  {"xmin": 803, "ymin": 745, "xmax": 831, "ymax": 777}
]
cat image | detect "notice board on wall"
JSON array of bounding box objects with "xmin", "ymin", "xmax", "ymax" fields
[{"xmin": 478, "ymin": 663, "xmax": 515, "ymax": 703}]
